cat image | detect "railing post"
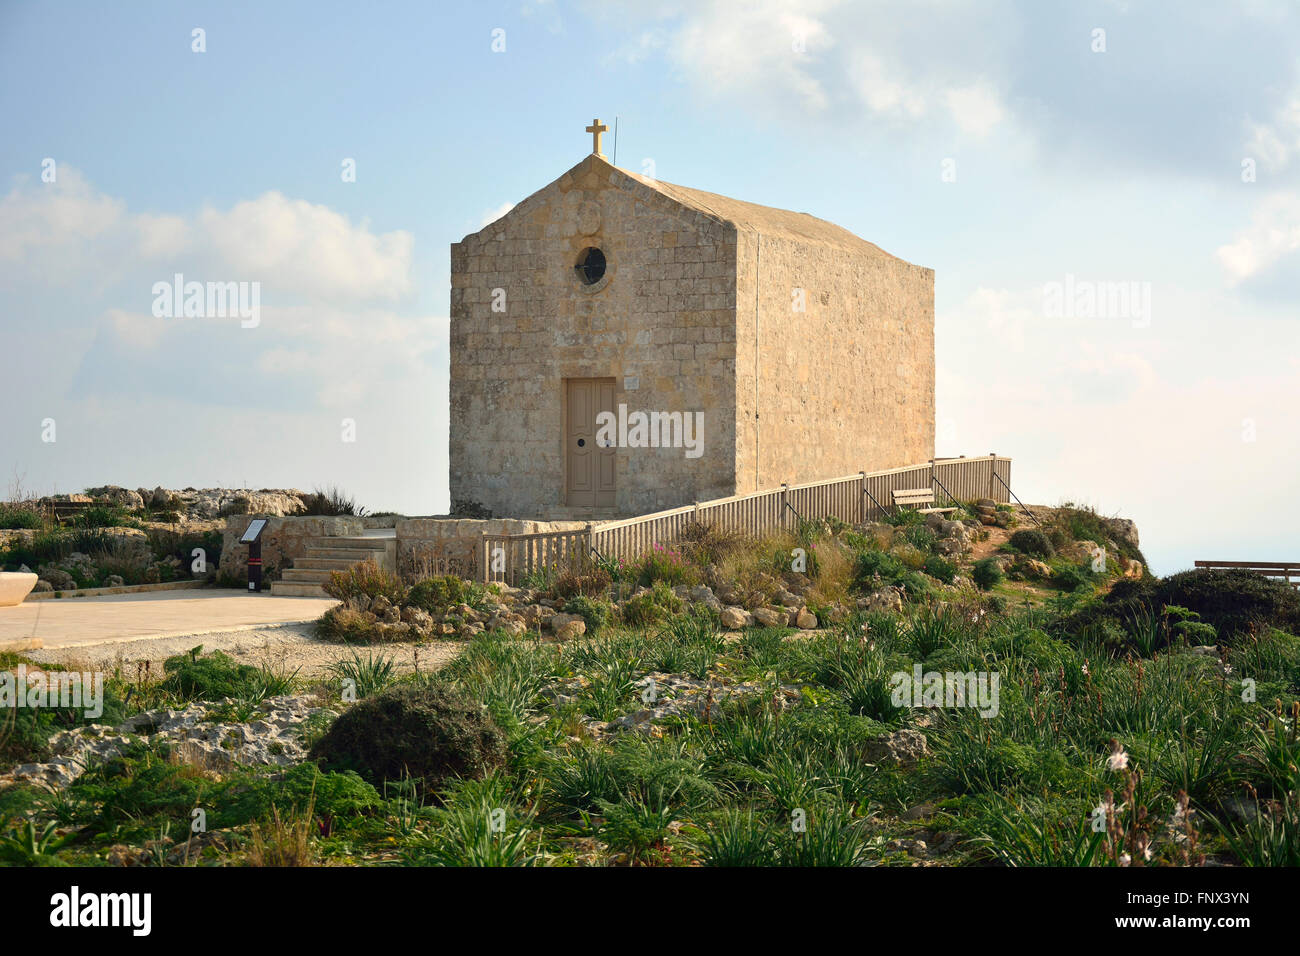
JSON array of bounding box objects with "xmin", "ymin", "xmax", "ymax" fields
[{"xmin": 781, "ymin": 482, "xmax": 789, "ymax": 530}]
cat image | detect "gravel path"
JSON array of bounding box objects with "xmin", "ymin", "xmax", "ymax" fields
[{"xmin": 26, "ymin": 624, "xmax": 464, "ymax": 681}]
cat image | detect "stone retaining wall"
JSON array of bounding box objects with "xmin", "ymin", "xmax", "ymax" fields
[{"xmin": 219, "ymin": 515, "xmax": 365, "ymax": 582}]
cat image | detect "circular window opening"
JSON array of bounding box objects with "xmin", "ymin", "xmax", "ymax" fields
[{"xmin": 574, "ymin": 247, "xmax": 607, "ymax": 285}]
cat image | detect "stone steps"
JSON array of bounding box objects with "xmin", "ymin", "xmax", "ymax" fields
[
  {"xmin": 269, "ymin": 537, "xmax": 389, "ymax": 598},
  {"xmin": 268, "ymin": 582, "xmax": 335, "ymax": 598},
  {"xmin": 293, "ymin": 557, "xmax": 360, "ymax": 571}
]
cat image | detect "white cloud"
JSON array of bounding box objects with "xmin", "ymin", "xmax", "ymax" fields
[
  {"xmin": 0, "ymin": 169, "xmax": 415, "ymax": 304},
  {"xmin": 946, "ymin": 83, "xmax": 1007, "ymax": 137},
  {"xmin": 199, "ymin": 192, "xmax": 413, "ymax": 301},
  {"xmin": 1216, "ymin": 192, "xmax": 1300, "ymax": 283},
  {"xmin": 1244, "ymin": 71, "xmax": 1300, "ymax": 171},
  {"xmin": 0, "ymin": 168, "xmax": 124, "ymax": 261},
  {"xmin": 665, "ymin": 0, "xmax": 838, "ymax": 113}
]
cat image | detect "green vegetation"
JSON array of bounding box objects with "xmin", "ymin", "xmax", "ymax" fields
[{"xmin": 4, "ymin": 500, "xmax": 1298, "ymax": 868}]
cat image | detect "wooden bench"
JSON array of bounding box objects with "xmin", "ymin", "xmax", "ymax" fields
[
  {"xmin": 1194, "ymin": 561, "xmax": 1300, "ymax": 590},
  {"xmin": 893, "ymin": 488, "xmax": 956, "ymax": 516}
]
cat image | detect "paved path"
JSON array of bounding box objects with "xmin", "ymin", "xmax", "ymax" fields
[{"xmin": 0, "ymin": 590, "xmax": 338, "ymax": 650}]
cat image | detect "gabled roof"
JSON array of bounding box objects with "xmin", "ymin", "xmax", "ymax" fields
[
  {"xmin": 613, "ymin": 161, "xmax": 901, "ymax": 261},
  {"xmin": 473, "ymin": 155, "xmax": 907, "ymax": 263}
]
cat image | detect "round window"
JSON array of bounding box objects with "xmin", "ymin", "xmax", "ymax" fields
[{"xmin": 574, "ymin": 247, "xmax": 607, "ymax": 285}]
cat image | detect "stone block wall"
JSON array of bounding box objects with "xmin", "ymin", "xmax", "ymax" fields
[
  {"xmin": 449, "ymin": 155, "xmax": 739, "ymax": 519},
  {"xmin": 733, "ymin": 231, "xmax": 934, "ymax": 492},
  {"xmin": 218, "ymin": 515, "xmax": 365, "ymax": 581}
]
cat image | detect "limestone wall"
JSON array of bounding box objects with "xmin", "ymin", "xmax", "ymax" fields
[
  {"xmin": 218, "ymin": 515, "xmax": 364, "ymax": 582},
  {"xmin": 449, "ymin": 156, "xmax": 739, "ymax": 519},
  {"xmin": 733, "ymin": 231, "xmax": 934, "ymax": 493}
]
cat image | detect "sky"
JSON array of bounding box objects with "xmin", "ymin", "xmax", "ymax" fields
[{"xmin": 2, "ymin": 0, "xmax": 1299, "ymax": 576}]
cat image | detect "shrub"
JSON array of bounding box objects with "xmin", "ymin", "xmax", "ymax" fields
[
  {"xmin": 1, "ymin": 528, "xmax": 111, "ymax": 570},
  {"xmin": 316, "ymin": 606, "xmax": 387, "ymax": 643},
  {"xmin": 0, "ymin": 654, "xmax": 128, "ymax": 765},
  {"xmin": 0, "ymin": 505, "xmax": 42, "ymax": 530},
  {"xmin": 678, "ymin": 520, "xmax": 750, "ymax": 566},
  {"xmin": 923, "ymin": 554, "xmax": 956, "ymax": 585},
  {"xmin": 852, "ymin": 549, "xmax": 905, "ymax": 588},
  {"xmin": 551, "ymin": 567, "xmax": 612, "ymax": 599},
  {"xmin": 158, "ymin": 648, "xmax": 281, "ymax": 702},
  {"xmin": 1049, "ymin": 504, "xmax": 1147, "ymax": 566},
  {"xmin": 630, "ymin": 546, "xmax": 699, "ymax": 588},
  {"xmin": 972, "ymin": 558, "xmax": 1003, "ymax": 591},
  {"xmin": 298, "ymin": 485, "xmax": 367, "ymax": 517},
  {"xmin": 622, "ymin": 582, "xmax": 682, "ymax": 626},
  {"xmin": 1154, "ymin": 568, "xmax": 1300, "ymax": 640},
  {"xmin": 1009, "ymin": 529, "xmax": 1054, "ymax": 560},
  {"xmin": 1053, "ymin": 565, "xmax": 1094, "ymax": 593},
  {"xmin": 903, "ymin": 524, "xmax": 937, "ymax": 553},
  {"xmin": 564, "ymin": 595, "xmax": 611, "ymax": 633},
  {"xmin": 308, "ymin": 683, "xmax": 506, "ymax": 793},
  {"xmin": 324, "ymin": 560, "xmax": 406, "ymax": 605},
  {"xmin": 405, "ymin": 574, "xmax": 482, "ymax": 614},
  {"xmin": 75, "ymin": 505, "xmax": 134, "ymax": 528},
  {"xmin": 1071, "ymin": 569, "xmax": 1300, "ymax": 645}
]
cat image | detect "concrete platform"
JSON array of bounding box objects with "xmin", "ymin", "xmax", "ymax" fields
[{"xmin": 0, "ymin": 590, "xmax": 338, "ymax": 650}]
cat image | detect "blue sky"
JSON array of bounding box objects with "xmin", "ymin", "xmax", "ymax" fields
[{"xmin": 3, "ymin": 0, "xmax": 1299, "ymax": 574}]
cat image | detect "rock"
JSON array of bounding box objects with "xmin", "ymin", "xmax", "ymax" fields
[
  {"xmin": 1106, "ymin": 517, "xmax": 1140, "ymax": 550},
  {"xmin": 1062, "ymin": 539, "xmax": 1100, "ymax": 563},
  {"xmin": 401, "ymin": 606, "xmax": 434, "ymax": 632},
  {"xmin": 32, "ymin": 579, "xmax": 53, "ymax": 593},
  {"xmin": 522, "ymin": 604, "xmax": 555, "ymax": 628},
  {"xmin": 795, "ymin": 607, "xmax": 818, "ymax": 630},
  {"xmin": 549, "ymin": 613, "xmax": 587, "ymax": 640},
  {"xmin": 857, "ymin": 587, "xmax": 904, "ymax": 615},
  {"xmin": 936, "ymin": 537, "xmax": 964, "ymax": 557},
  {"xmin": 902, "ymin": 802, "xmax": 937, "ymax": 822},
  {"xmin": 1123, "ymin": 558, "xmax": 1144, "ymax": 579},
  {"xmin": 3, "ymin": 694, "xmax": 335, "ymax": 790},
  {"xmin": 370, "ymin": 594, "xmax": 392, "ymax": 615},
  {"xmin": 1222, "ymin": 796, "xmax": 1261, "ymax": 824},
  {"xmin": 103, "ymin": 574, "xmax": 125, "ymax": 588},
  {"xmin": 773, "ymin": 588, "xmax": 800, "ymax": 608},
  {"xmin": 752, "ymin": 607, "xmax": 783, "ymax": 628},
  {"xmin": 864, "ymin": 729, "xmax": 930, "ymax": 768},
  {"xmin": 719, "ymin": 606, "xmax": 747, "ymax": 630},
  {"xmin": 86, "ymin": 485, "xmax": 145, "ymax": 510},
  {"xmin": 37, "ymin": 567, "xmax": 76, "ymax": 591},
  {"xmin": 1022, "ymin": 559, "xmax": 1052, "ymax": 580},
  {"xmin": 688, "ymin": 585, "xmax": 716, "ymax": 604}
]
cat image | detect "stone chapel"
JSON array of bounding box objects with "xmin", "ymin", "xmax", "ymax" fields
[{"xmin": 449, "ymin": 120, "xmax": 934, "ymax": 519}]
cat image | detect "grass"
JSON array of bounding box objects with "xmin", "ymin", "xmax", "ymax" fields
[{"xmin": 3, "ymin": 515, "xmax": 1296, "ymax": 868}]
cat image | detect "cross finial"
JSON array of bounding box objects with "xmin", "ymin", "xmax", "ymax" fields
[{"xmin": 585, "ymin": 118, "xmax": 609, "ymax": 158}]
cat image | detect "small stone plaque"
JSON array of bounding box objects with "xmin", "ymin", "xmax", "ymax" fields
[{"xmin": 623, "ymin": 376, "xmax": 639, "ymax": 391}]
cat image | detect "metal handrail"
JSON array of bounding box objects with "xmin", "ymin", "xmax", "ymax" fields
[{"xmin": 992, "ymin": 471, "xmax": 1041, "ymax": 526}]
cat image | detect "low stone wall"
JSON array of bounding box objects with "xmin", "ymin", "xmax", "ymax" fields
[
  {"xmin": 219, "ymin": 515, "xmax": 588, "ymax": 583},
  {"xmin": 396, "ymin": 518, "xmax": 586, "ymax": 580},
  {"xmin": 219, "ymin": 515, "xmax": 365, "ymax": 582}
]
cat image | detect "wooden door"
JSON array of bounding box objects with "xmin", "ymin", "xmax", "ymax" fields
[{"xmin": 565, "ymin": 377, "xmax": 616, "ymax": 507}]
